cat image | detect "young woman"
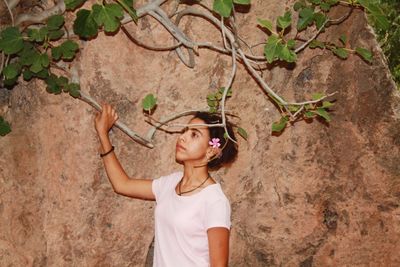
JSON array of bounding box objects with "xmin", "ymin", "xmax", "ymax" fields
[{"xmin": 94, "ymin": 103, "xmax": 238, "ymax": 267}]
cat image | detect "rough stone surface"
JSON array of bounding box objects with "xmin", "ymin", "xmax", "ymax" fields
[{"xmin": 1, "ymin": 0, "xmax": 399, "ymax": 266}]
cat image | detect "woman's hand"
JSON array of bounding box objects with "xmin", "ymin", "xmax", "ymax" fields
[{"xmin": 94, "ymin": 103, "xmax": 119, "ymax": 137}]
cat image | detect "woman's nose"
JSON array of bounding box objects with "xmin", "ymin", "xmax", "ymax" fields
[{"xmin": 179, "ymin": 133, "xmax": 185, "ymax": 142}]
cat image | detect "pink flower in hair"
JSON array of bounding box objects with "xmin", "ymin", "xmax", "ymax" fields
[{"xmin": 209, "ymin": 138, "xmax": 221, "ymax": 148}]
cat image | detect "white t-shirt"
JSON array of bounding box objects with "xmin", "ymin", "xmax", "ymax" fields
[{"xmin": 151, "ymin": 171, "xmax": 231, "ymax": 267}]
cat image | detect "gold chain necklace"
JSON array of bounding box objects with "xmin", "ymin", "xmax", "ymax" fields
[{"xmin": 178, "ymin": 174, "xmax": 211, "ymax": 196}]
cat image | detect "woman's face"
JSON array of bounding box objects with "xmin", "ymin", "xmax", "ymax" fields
[{"xmin": 175, "ymin": 117, "xmax": 212, "ymax": 165}]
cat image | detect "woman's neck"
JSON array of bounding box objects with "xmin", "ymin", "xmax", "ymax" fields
[{"xmin": 181, "ymin": 164, "xmax": 209, "ymax": 186}]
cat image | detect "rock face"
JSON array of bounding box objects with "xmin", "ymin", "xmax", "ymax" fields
[{"xmin": 1, "ymin": 0, "xmax": 399, "ymax": 266}]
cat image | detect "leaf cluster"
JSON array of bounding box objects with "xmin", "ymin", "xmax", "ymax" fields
[
  {"xmin": 0, "ymin": 15, "xmax": 81, "ymax": 98},
  {"xmin": 207, "ymin": 87, "xmax": 232, "ymax": 113},
  {"xmin": 367, "ymin": 0, "xmax": 400, "ymax": 87},
  {"xmin": 73, "ymin": 0, "xmax": 138, "ymax": 39},
  {"xmin": 213, "ymin": 0, "xmax": 251, "ymax": 18},
  {"xmin": 272, "ymin": 93, "xmax": 334, "ymax": 133}
]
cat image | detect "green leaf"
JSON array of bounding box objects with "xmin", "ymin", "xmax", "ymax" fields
[
  {"xmin": 58, "ymin": 76, "xmax": 69, "ymax": 89},
  {"xmin": 320, "ymin": 2, "xmax": 331, "ymax": 12},
  {"xmin": 305, "ymin": 103, "xmax": 313, "ymax": 110},
  {"xmin": 287, "ymin": 39, "xmax": 296, "ymax": 49},
  {"xmin": 24, "ymin": 69, "xmax": 48, "ymax": 80},
  {"xmin": 264, "ymin": 35, "xmax": 281, "ymax": 63},
  {"xmin": 272, "ymin": 116, "xmax": 289, "ymax": 132},
  {"xmin": 322, "ymin": 101, "xmax": 334, "ymax": 108},
  {"xmin": 3, "ymin": 63, "xmax": 20, "ymax": 80},
  {"xmin": 51, "ymin": 46, "xmax": 62, "ymax": 60},
  {"xmin": 294, "ymin": 1, "xmax": 305, "ymax": 11},
  {"xmin": 257, "ymin": 18, "xmax": 274, "ymax": 33},
  {"xmin": 118, "ymin": 0, "xmax": 138, "ymax": 23},
  {"xmin": 27, "ymin": 28, "xmax": 47, "ymax": 43},
  {"xmin": 65, "ymin": 0, "xmax": 86, "ymax": 10},
  {"xmin": 30, "ymin": 53, "xmax": 49, "ymax": 73},
  {"xmin": 213, "ymin": 0, "xmax": 233, "ymax": 18},
  {"xmin": 339, "ymin": 34, "xmax": 347, "ymax": 45},
  {"xmin": 40, "ymin": 53, "xmax": 49, "ymax": 68},
  {"xmin": 316, "ymin": 107, "xmax": 331, "ymax": 121},
  {"xmin": 48, "ymin": 29, "xmax": 64, "ymax": 41},
  {"xmin": 297, "ymin": 7, "xmax": 314, "ymax": 31},
  {"xmin": 0, "ymin": 27, "xmax": 24, "ymax": 55},
  {"xmin": 218, "ymin": 87, "xmax": 232, "ymax": 96},
  {"xmin": 313, "ymin": 12, "xmax": 326, "ymax": 29},
  {"xmin": 142, "ymin": 93, "xmax": 157, "ymax": 111},
  {"xmin": 35, "ymin": 69, "xmax": 49, "ymax": 79},
  {"xmin": 355, "ymin": 47, "xmax": 373, "ymax": 63},
  {"xmin": 357, "ymin": 0, "xmax": 390, "ymax": 30},
  {"xmin": 47, "ymin": 15, "xmax": 65, "ymax": 30},
  {"xmin": 237, "ymin": 127, "xmax": 248, "ymax": 140},
  {"xmin": 233, "ymin": 0, "xmax": 250, "ymax": 4},
  {"xmin": 46, "ymin": 74, "xmax": 62, "ymax": 94},
  {"xmin": 52, "ymin": 40, "xmax": 79, "ymax": 61},
  {"xmin": 288, "ymin": 105, "xmax": 299, "ymax": 112},
  {"xmin": 0, "ymin": 117, "xmax": 11, "ymax": 136},
  {"xmin": 4, "ymin": 77, "xmax": 18, "ymax": 86},
  {"xmin": 309, "ymin": 39, "xmax": 325, "ymax": 49},
  {"xmin": 279, "ymin": 45, "xmax": 297, "ymax": 62},
  {"xmin": 207, "ymin": 93, "xmax": 216, "ymax": 101},
  {"xmin": 209, "ymin": 107, "xmax": 217, "ymax": 113},
  {"xmin": 92, "ymin": 3, "xmax": 124, "ymax": 33},
  {"xmin": 207, "ymin": 99, "xmax": 218, "ymax": 107},
  {"xmin": 277, "ymin": 11, "xmax": 292, "ymax": 31},
  {"xmin": 312, "ymin": 92, "xmax": 324, "ymax": 100},
  {"xmin": 304, "ymin": 111, "xmax": 314, "ymax": 118},
  {"xmin": 67, "ymin": 83, "xmax": 81, "ymax": 98},
  {"xmin": 23, "ymin": 70, "xmax": 33, "ymax": 80},
  {"xmin": 332, "ymin": 47, "xmax": 348, "ymax": 59},
  {"xmin": 73, "ymin": 9, "xmax": 98, "ymax": 38}
]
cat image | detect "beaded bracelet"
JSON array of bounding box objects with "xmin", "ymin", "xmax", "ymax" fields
[{"xmin": 100, "ymin": 146, "xmax": 114, "ymax": 158}]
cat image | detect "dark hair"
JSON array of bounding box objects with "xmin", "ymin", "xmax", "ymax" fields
[{"xmin": 193, "ymin": 112, "xmax": 238, "ymax": 169}]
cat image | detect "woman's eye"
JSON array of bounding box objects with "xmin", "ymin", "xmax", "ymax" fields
[{"xmin": 191, "ymin": 132, "xmax": 197, "ymax": 138}]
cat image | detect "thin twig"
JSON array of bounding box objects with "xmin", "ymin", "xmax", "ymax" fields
[
  {"xmin": 7, "ymin": 0, "xmax": 20, "ymax": 9},
  {"xmin": 286, "ymin": 91, "xmax": 338, "ymax": 106},
  {"xmin": 3, "ymin": 0, "xmax": 14, "ymax": 25},
  {"xmin": 121, "ymin": 26, "xmax": 183, "ymax": 51},
  {"xmin": 221, "ymin": 44, "xmax": 237, "ymax": 144}
]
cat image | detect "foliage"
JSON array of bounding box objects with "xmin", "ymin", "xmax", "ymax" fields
[
  {"xmin": 0, "ymin": 0, "xmax": 384, "ymax": 140},
  {"xmin": 367, "ymin": 0, "xmax": 400, "ymax": 87},
  {"xmin": 0, "ymin": 116, "xmax": 11, "ymax": 136}
]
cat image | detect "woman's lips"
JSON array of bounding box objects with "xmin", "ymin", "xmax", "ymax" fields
[{"xmin": 176, "ymin": 144, "xmax": 186, "ymax": 151}]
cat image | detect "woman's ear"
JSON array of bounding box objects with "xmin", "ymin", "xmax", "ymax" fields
[{"xmin": 206, "ymin": 147, "xmax": 222, "ymax": 161}]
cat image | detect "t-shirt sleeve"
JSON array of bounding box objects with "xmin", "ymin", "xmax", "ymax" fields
[
  {"xmin": 205, "ymin": 197, "xmax": 231, "ymax": 230},
  {"xmin": 152, "ymin": 172, "xmax": 180, "ymax": 202}
]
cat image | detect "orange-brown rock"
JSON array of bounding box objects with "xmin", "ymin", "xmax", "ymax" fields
[{"xmin": 0, "ymin": 0, "xmax": 399, "ymax": 266}]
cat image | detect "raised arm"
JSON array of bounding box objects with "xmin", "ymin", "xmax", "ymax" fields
[{"xmin": 94, "ymin": 103, "xmax": 154, "ymax": 200}]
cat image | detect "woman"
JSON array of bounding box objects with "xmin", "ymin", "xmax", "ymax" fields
[{"xmin": 94, "ymin": 103, "xmax": 238, "ymax": 267}]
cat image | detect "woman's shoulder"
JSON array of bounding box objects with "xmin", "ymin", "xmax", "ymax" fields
[
  {"xmin": 203, "ymin": 183, "xmax": 230, "ymax": 205},
  {"xmin": 153, "ymin": 171, "xmax": 182, "ymax": 186}
]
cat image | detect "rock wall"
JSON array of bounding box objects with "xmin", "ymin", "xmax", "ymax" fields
[{"xmin": 0, "ymin": 0, "xmax": 399, "ymax": 266}]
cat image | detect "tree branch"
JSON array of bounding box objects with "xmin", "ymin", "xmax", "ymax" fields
[
  {"xmin": 6, "ymin": 0, "xmax": 20, "ymax": 10},
  {"xmin": 121, "ymin": 25, "xmax": 183, "ymax": 51},
  {"xmin": 79, "ymin": 91, "xmax": 154, "ymax": 148},
  {"xmin": 15, "ymin": 0, "xmax": 65, "ymax": 26}
]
